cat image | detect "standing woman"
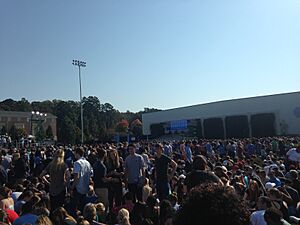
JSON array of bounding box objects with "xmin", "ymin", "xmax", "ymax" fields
[
  {"xmin": 40, "ymin": 149, "xmax": 68, "ymax": 212},
  {"xmin": 106, "ymin": 149, "xmax": 123, "ymax": 208}
]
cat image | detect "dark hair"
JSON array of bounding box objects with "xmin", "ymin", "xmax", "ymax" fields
[
  {"xmin": 97, "ymin": 148, "xmax": 106, "ymax": 160},
  {"xmin": 128, "ymin": 143, "xmax": 136, "ymax": 148},
  {"xmin": 0, "ymin": 187, "xmax": 10, "ymax": 198},
  {"xmin": 259, "ymin": 196, "xmax": 272, "ymax": 208},
  {"xmin": 75, "ymin": 147, "xmax": 85, "ymax": 157},
  {"xmin": 131, "ymin": 202, "xmax": 146, "ymax": 225},
  {"xmin": 173, "ymin": 183, "xmax": 250, "ymax": 225},
  {"xmin": 159, "ymin": 200, "xmax": 174, "ymax": 225},
  {"xmin": 154, "ymin": 143, "xmax": 163, "ymax": 149},
  {"xmin": 264, "ymin": 207, "xmax": 283, "ymax": 223},
  {"xmin": 192, "ymin": 155, "xmax": 207, "ymax": 170}
]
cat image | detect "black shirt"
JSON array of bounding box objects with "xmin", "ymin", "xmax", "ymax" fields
[
  {"xmin": 155, "ymin": 154, "xmax": 171, "ymax": 182},
  {"xmin": 93, "ymin": 160, "xmax": 107, "ymax": 188}
]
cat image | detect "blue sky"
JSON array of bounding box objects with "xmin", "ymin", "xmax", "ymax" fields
[{"xmin": 1, "ymin": 0, "xmax": 299, "ymax": 112}]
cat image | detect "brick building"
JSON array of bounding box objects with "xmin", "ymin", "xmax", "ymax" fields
[{"xmin": 0, "ymin": 111, "xmax": 57, "ymax": 140}]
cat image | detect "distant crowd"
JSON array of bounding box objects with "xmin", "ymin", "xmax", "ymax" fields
[{"xmin": 0, "ymin": 136, "xmax": 299, "ymax": 225}]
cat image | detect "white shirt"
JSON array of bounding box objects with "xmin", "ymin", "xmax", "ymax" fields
[
  {"xmin": 250, "ymin": 210, "xmax": 266, "ymax": 225},
  {"xmin": 73, "ymin": 157, "xmax": 92, "ymax": 194},
  {"xmin": 286, "ymin": 148, "xmax": 300, "ymax": 163}
]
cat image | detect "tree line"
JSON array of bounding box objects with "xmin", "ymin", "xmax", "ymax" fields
[{"xmin": 0, "ymin": 97, "xmax": 160, "ymax": 144}]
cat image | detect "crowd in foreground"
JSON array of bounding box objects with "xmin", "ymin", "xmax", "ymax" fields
[{"xmin": 0, "ymin": 136, "xmax": 299, "ymax": 225}]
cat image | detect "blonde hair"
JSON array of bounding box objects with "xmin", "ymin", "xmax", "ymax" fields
[
  {"xmin": 83, "ymin": 203, "xmax": 97, "ymax": 223},
  {"xmin": 35, "ymin": 215, "xmax": 53, "ymax": 225},
  {"xmin": 118, "ymin": 208, "xmax": 130, "ymax": 225},
  {"xmin": 48, "ymin": 149, "xmax": 65, "ymax": 175},
  {"xmin": 95, "ymin": 202, "xmax": 105, "ymax": 213}
]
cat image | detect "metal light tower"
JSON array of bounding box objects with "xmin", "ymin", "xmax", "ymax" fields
[{"xmin": 72, "ymin": 59, "xmax": 86, "ymax": 145}]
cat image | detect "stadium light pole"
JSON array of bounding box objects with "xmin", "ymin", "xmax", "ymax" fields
[{"xmin": 72, "ymin": 59, "xmax": 86, "ymax": 145}]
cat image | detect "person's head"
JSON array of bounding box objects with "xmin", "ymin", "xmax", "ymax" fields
[
  {"xmin": 35, "ymin": 215, "xmax": 53, "ymax": 225},
  {"xmin": 288, "ymin": 170, "xmax": 298, "ymax": 180},
  {"xmin": 94, "ymin": 203, "xmax": 105, "ymax": 217},
  {"xmin": 268, "ymin": 170, "xmax": 276, "ymax": 178},
  {"xmin": 54, "ymin": 148, "xmax": 64, "ymax": 158},
  {"xmin": 257, "ymin": 196, "xmax": 272, "ymax": 210},
  {"xmin": 192, "ymin": 155, "xmax": 208, "ymax": 171},
  {"xmin": 117, "ymin": 208, "xmax": 130, "ymax": 225},
  {"xmin": 264, "ymin": 207, "xmax": 283, "ymax": 225},
  {"xmin": 75, "ymin": 147, "xmax": 85, "ymax": 159},
  {"xmin": 97, "ymin": 148, "xmax": 106, "ymax": 161},
  {"xmin": 14, "ymin": 184, "xmax": 24, "ymax": 192},
  {"xmin": 83, "ymin": 203, "xmax": 97, "ymax": 223},
  {"xmin": 146, "ymin": 195, "xmax": 158, "ymax": 208},
  {"xmin": 128, "ymin": 144, "xmax": 136, "ymax": 155},
  {"xmin": 244, "ymin": 166, "xmax": 253, "ymax": 176},
  {"xmin": 268, "ymin": 188, "xmax": 282, "ymax": 201},
  {"xmin": 0, "ymin": 187, "xmax": 10, "ymax": 200},
  {"xmin": 76, "ymin": 216, "xmax": 90, "ymax": 225},
  {"xmin": 173, "ymin": 183, "xmax": 250, "ymax": 225},
  {"xmin": 108, "ymin": 148, "xmax": 116, "ymax": 158},
  {"xmin": 51, "ymin": 207, "xmax": 76, "ymax": 225},
  {"xmin": 155, "ymin": 143, "xmax": 163, "ymax": 156},
  {"xmin": 19, "ymin": 190, "xmax": 33, "ymax": 202}
]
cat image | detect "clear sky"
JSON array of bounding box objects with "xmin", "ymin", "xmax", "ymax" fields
[{"xmin": 1, "ymin": 0, "xmax": 299, "ymax": 112}]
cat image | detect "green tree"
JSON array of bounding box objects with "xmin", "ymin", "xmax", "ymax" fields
[
  {"xmin": 16, "ymin": 128, "xmax": 26, "ymax": 139},
  {"xmin": 45, "ymin": 125, "xmax": 54, "ymax": 139},
  {"xmin": 55, "ymin": 101, "xmax": 80, "ymax": 143},
  {"xmin": 35, "ymin": 122, "xmax": 45, "ymax": 142},
  {"xmin": 9, "ymin": 125, "xmax": 18, "ymax": 140},
  {"xmin": 83, "ymin": 96, "xmax": 102, "ymax": 141},
  {"xmin": 0, "ymin": 126, "xmax": 7, "ymax": 135},
  {"xmin": 16, "ymin": 98, "xmax": 32, "ymax": 111},
  {"xmin": 59, "ymin": 116, "xmax": 81, "ymax": 144},
  {"xmin": 0, "ymin": 99, "xmax": 17, "ymax": 111}
]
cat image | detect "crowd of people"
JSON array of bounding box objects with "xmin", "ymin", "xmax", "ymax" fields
[{"xmin": 0, "ymin": 136, "xmax": 299, "ymax": 225}]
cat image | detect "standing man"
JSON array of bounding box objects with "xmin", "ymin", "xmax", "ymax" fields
[
  {"xmin": 71, "ymin": 147, "xmax": 92, "ymax": 214},
  {"xmin": 155, "ymin": 143, "xmax": 177, "ymax": 201},
  {"xmin": 124, "ymin": 143, "xmax": 145, "ymax": 202}
]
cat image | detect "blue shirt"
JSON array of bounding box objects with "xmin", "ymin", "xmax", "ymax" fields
[
  {"xmin": 125, "ymin": 153, "xmax": 144, "ymax": 184},
  {"xmin": 13, "ymin": 213, "xmax": 38, "ymax": 225}
]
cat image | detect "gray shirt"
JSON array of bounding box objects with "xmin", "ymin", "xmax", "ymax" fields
[{"xmin": 125, "ymin": 153, "xmax": 144, "ymax": 184}]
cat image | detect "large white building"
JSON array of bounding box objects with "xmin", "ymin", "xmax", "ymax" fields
[{"xmin": 142, "ymin": 92, "xmax": 300, "ymax": 139}]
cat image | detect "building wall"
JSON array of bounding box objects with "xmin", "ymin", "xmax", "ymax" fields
[
  {"xmin": 142, "ymin": 92, "xmax": 300, "ymax": 137},
  {"xmin": 0, "ymin": 111, "xmax": 57, "ymax": 140}
]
